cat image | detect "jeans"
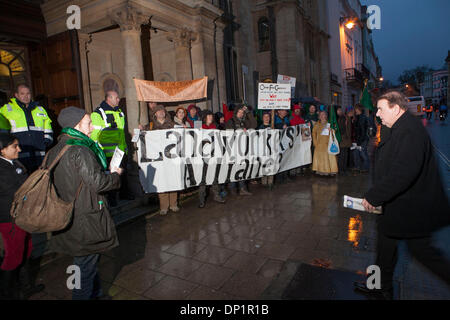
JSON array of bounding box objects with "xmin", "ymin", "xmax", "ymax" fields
[
  {"xmin": 353, "ymin": 141, "xmax": 370, "ymax": 170},
  {"xmin": 72, "ymin": 254, "xmax": 102, "ymax": 300}
]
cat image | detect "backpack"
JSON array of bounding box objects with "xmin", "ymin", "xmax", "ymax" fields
[{"xmin": 10, "ymin": 145, "xmax": 82, "ymax": 233}]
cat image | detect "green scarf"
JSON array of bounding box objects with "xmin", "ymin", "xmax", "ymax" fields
[{"xmin": 61, "ymin": 127, "xmax": 108, "ymax": 170}]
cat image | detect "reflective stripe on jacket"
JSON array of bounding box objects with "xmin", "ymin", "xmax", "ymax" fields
[{"xmin": 0, "ymin": 98, "xmax": 53, "ymax": 157}]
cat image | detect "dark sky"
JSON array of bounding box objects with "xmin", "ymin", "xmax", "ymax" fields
[{"xmin": 360, "ymin": 0, "xmax": 450, "ymax": 84}]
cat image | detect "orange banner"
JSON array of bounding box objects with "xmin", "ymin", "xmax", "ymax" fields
[{"xmin": 134, "ymin": 77, "xmax": 208, "ymax": 102}]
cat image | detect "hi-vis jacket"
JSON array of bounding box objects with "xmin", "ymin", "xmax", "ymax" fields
[
  {"xmin": 90, "ymin": 101, "xmax": 127, "ymax": 158},
  {"xmin": 0, "ymin": 113, "xmax": 10, "ymax": 133},
  {"xmin": 0, "ymin": 98, "xmax": 53, "ymax": 160}
]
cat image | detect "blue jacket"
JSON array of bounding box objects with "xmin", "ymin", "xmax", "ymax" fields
[{"xmin": 274, "ymin": 115, "xmax": 290, "ymax": 129}]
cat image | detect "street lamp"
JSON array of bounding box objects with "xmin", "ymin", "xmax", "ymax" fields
[
  {"xmin": 379, "ymin": 77, "xmax": 384, "ymax": 82},
  {"xmin": 340, "ymin": 16, "xmax": 359, "ymax": 29}
]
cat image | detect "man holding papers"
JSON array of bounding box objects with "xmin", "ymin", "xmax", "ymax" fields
[{"xmin": 354, "ymin": 91, "xmax": 450, "ymax": 299}]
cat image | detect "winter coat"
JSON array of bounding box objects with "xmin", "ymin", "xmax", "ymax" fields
[
  {"xmin": 257, "ymin": 123, "xmax": 271, "ymax": 130},
  {"xmin": 355, "ymin": 114, "xmax": 369, "ymax": 145},
  {"xmin": 337, "ymin": 115, "xmax": 352, "ymax": 148},
  {"xmin": 244, "ymin": 111, "xmax": 257, "ymax": 129},
  {"xmin": 364, "ymin": 111, "xmax": 450, "ymax": 238},
  {"xmin": 290, "ymin": 114, "xmax": 306, "ymax": 126},
  {"xmin": 47, "ymin": 134, "xmax": 121, "ymax": 256},
  {"xmin": 226, "ymin": 113, "xmax": 247, "ymax": 130},
  {"xmin": 152, "ymin": 118, "xmax": 174, "ymax": 130},
  {"xmin": 304, "ymin": 112, "xmax": 319, "ymax": 129},
  {"xmin": 174, "ymin": 117, "xmax": 190, "ymax": 128},
  {"xmin": 274, "ymin": 115, "xmax": 290, "ymax": 130},
  {"xmin": 0, "ymin": 158, "xmax": 28, "ymax": 223},
  {"xmin": 312, "ymin": 121, "xmax": 338, "ymax": 174}
]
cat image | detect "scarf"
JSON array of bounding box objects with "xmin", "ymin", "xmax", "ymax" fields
[{"xmin": 61, "ymin": 127, "xmax": 108, "ymax": 170}]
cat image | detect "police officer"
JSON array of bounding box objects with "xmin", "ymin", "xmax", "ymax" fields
[
  {"xmin": 91, "ymin": 91, "xmax": 132, "ymax": 205},
  {"xmin": 0, "ymin": 84, "xmax": 53, "ymax": 172}
]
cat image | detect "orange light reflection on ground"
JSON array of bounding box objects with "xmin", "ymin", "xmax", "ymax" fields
[{"xmin": 348, "ymin": 214, "xmax": 363, "ymax": 248}]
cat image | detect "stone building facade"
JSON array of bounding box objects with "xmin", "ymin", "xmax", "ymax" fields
[{"xmin": 327, "ymin": 0, "xmax": 381, "ymax": 108}]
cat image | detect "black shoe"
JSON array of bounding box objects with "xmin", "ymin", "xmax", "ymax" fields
[
  {"xmin": 353, "ymin": 281, "xmax": 393, "ymax": 300},
  {"xmin": 198, "ymin": 201, "xmax": 205, "ymax": 208}
]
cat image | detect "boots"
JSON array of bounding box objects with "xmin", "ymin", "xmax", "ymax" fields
[
  {"xmin": 18, "ymin": 261, "xmax": 45, "ymax": 300},
  {"xmin": 0, "ymin": 269, "xmax": 20, "ymax": 300}
]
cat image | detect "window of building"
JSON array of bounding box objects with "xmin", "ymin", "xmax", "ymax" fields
[{"xmin": 258, "ymin": 17, "xmax": 270, "ymax": 52}]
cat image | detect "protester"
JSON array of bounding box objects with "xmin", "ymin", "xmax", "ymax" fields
[
  {"xmin": 312, "ymin": 111, "xmax": 338, "ymax": 176},
  {"xmin": 290, "ymin": 104, "xmax": 306, "ymax": 126},
  {"xmin": 46, "ymin": 106, "xmax": 122, "ymax": 300},
  {"xmin": 257, "ymin": 112, "xmax": 274, "ymax": 189},
  {"xmin": 198, "ymin": 111, "xmax": 226, "ymax": 208},
  {"xmin": 90, "ymin": 91, "xmax": 131, "ymax": 206},
  {"xmin": 225, "ymin": 105, "xmax": 252, "ymax": 195},
  {"xmin": 214, "ymin": 112, "xmax": 226, "ymax": 130},
  {"xmin": 274, "ymin": 109, "xmax": 290, "ymax": 129},
  {"xmin": 242, "ymin": 105, "xmax": 257, "ymax": 129},
  {"xmin": 151, "ymin": 106, "xmax": 179, "ymax": 214},
  {"xmin": 0, "ymin": 133, "xmax": 46, "ymax": 300},
  {"xmin": 356, "ymin": 91, "xmax": 450, "ymax": 300},
  {"xmin": 353, "ymin": 104, "xmax": 370, "ymax": 173},
  {"xmin": 186, "ymin": 104, "xmax": 200, "ymax": 128},
  {"xmin": 173, "ymin": 107, "xmax": 190, "ymax": 128},
  {"xmin": 336, "ymin": 106, "xmax": 352, "ymax": 175},
  {"xmin": 304, "ymin": 104, "xmax": 319, "ymax": 129},
  {"xmin": 0, "ymin": 84, "xmax": 53, "ymax": 173}
]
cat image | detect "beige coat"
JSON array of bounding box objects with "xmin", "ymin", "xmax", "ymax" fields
[{"xmin": 312, "ymin": 121, "xmax": 338, "ymax": 175}]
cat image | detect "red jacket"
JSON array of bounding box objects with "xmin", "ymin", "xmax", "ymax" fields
[
  {"xmin": 290, "ymin": 115, "xmax": 305, "ymax": 126},
  {"xmin": 202, "ymin": 123, "xmax": 217, "ymax": 129}
]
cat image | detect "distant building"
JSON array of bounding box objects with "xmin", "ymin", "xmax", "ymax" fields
[
  {"xmin": 327, "ymin": 0, "xmax": 382, "ymax": 109},
  {"xmin": 432, "ymin": 69, "xmax": 448, "ymax": 105}
]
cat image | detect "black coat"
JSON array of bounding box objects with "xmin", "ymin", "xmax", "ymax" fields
[
  {"xmin": 364, "ymin": 111, "xmax": 450, "ymax": 238},
  {"xmin": 0, "ymin": 158, "xmax": 28, "ymax": 223},
  {"xmin": 355, "ymin": 114, "xmax": 369, "ymax": 145},
  {"xmin": 47, "ymin": 134, "xmax": 121, "ymax": 256}
]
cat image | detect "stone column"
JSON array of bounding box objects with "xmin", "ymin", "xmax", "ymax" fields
[
  {"xmin": 167, "ymin": 28, "xmax": 197, "ymax": 81},
  {"xmin": 110, "ymin": 5, "xmax": 148, "ymax": 133},
  {"xmin": 110, "ymin": 5, "xmax": 148, "ymax": 197}
]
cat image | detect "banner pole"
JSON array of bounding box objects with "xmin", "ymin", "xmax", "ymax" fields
[{"xmin": 271, "ymin": 109, "xmax": 275, "ymax": 129}]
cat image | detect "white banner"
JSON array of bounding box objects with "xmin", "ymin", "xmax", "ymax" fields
[
  {"xmin": 137, "ymin": 126, "xmax": 312, "ymax": 193},
  {"xmin": 257, "ymin": 82, "xmax": 291, "ymax": 110}
]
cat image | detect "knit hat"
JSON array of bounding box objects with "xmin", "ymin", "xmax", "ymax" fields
[
  {"xmin": 58, "ymin": 106, "xmax": 86, "ymax": 128},
  {"xmin": 292, "ymin": 104, "xmax": 301, "ymax": 111}
]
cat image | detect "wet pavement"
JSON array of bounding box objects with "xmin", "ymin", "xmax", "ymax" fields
[{"xmin": 28, "ymin": 118, "xmax": 450, "ymax": 300}]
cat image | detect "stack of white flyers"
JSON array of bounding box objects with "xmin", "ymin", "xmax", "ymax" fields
[
  {"xmin": 110, "ymin": 147, "xmax": 124, "ymax": 170},
  {"xmin": 343, "ymin": 195, "xmax": 382, "ymax": 214}
]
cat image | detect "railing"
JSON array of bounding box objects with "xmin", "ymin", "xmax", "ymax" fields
[
  {"xmin": 357, "ymin": 63, "xmax": 370, "ymax": 79},
  {"xmin": 344, "ymin": 67, "xmax": 364, "ymax": 86}
]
